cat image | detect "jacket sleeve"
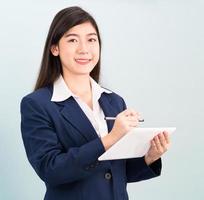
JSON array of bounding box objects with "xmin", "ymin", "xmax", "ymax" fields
[
  {"xmin": 126, "ymin": 157, "xmax": 162, "ymax": 182},
  {"xmin": 20, "ymin": 97, "xmax": 106, "ymax": 187},
  {"xmin": 120, "ymin": 97, "xmax": 162, "ymax": 182}
]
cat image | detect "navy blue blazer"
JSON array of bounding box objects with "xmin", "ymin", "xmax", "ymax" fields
[{"xmin": 20, "ymin": 85, "xmax": 161, "ymax": 200}]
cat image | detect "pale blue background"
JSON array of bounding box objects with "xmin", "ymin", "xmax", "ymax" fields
[{"xmin": 0, "ymin": 0, "xmax": 204, "ymax": 199}]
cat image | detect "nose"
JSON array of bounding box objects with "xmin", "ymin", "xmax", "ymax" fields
[{"xmin": 77, "ymin": 41, "xmax": 88, "ymax": 54}]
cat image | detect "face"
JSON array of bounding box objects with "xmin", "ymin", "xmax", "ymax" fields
[{"xmin": 51, "ymin": 22, "xmax": 100, "ymax": 77}]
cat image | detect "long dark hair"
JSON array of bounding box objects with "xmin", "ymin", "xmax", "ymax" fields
[{"xmin": 34, "ymin": 6, "xmax": 101, "ymax": 91}]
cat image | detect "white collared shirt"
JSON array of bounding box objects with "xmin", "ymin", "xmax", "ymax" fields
[{"xmin": 51, "ymin": 75, "xmax": 112, "ymax": 138}]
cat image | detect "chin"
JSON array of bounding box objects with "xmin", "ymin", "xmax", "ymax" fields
[
  {"xmin": 77, "ymin": 65, "xmax": 95, "ymax": 72},
  {"xmin": 75, "ymin": 70, "xmax": 92, "ymax": 75}
]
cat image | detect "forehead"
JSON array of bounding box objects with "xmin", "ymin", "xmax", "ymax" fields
[{"xmin": 65, "ymin": 22, "xmax": 97, "ymax": 35}]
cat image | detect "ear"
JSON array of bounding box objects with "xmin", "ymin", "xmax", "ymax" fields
[{"xmin": 50, "ymin": 45, "xmax": 59, "ymax": 56}]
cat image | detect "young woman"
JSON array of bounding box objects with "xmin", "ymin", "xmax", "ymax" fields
[{"xmin": 20, "ymin": 6, "xmax": 170, "ymax": 200}]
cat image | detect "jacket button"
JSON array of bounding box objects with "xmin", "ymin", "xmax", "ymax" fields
[{"xmin": 104, "ymin": 172, "xmax": 112, "ymax": 180}]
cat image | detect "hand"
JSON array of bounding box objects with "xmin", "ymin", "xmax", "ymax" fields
[
  {"xmin": 110, "ymin": 108, "xmax": 141, "ymax": 140},
  {"xmin": 102, "ymin": 108, "xmax": 142, "ymax": 151},
  {"xmin": 145, "ymin": 131, "xmax": 170, "ymax": 165}
]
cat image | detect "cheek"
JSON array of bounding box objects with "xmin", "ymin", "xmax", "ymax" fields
[
  {"xmin": 61, "ymin": 48, "xmax": 75, "ymax": 61},
  {"xmin": 92, "ymin": 45, "xmax": 100, "ymax": 59}
]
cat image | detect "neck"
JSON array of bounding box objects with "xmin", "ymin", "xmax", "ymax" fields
[{"xmin": 63, "ymin": 73, "xmax": 92, "ymax": 96}]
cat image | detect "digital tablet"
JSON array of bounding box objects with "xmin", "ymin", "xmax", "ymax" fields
[{"xmin": 98, "ymin": 127, "xmax": 176, "ymax": 161}]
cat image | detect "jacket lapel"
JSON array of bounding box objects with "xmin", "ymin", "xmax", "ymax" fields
[
  {"xmin": 55, "ymin": 93, "xmax": 119, "ymax": 142},
  {"xmin": 59, "ymin": 97, "xmax": 97, "ymax": 142},
  {"xmin": 99, "ymin": 94, "xmax": 118, "ymax": 132}
]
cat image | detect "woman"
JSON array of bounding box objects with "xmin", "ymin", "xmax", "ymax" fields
[{"xmin": 20, "ymin": 6, "xmax": 170, "ymax": 200}]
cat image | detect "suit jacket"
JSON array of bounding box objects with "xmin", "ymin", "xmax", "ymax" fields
[{"xmin": 20, "ymin": 85, "xmax": 161, "ymax": 200}]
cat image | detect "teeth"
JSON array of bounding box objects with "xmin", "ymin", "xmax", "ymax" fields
[{"xmin": 76, "ymin": 59, "xmax": 90, "ymax": 62}]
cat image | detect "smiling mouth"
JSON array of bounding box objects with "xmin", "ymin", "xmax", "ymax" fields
[{"xmin": 75, "ymin": 58, "xmax": 92, "ymax": 65}]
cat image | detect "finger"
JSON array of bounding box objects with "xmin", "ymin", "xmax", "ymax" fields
[
  {"xmin": 127, "ymin": 119, "xmax": 139, "ymax": 127},
  {"xmin": 153, "ymin": 135, "xmax": 164, "ymax": 154},
  {"xmin": 137, "ymin": 112, "xmax": 143, "ymax": 120},
  {"xmin": 158, "ymin": 133, "xmax": 168, "ymax": 151},
  {"xmin": 127, "ymin": 115, "xmax": 138, "ymax": 121},
  {"xmin": 123, "ymin": 108, "xmax": 139, "ymax": 117},
  {"xmin": 126, "ymin": 112, "xmax": 142, "ymax": 121},
  {"xmin": 163, "ymin": 131, "xmax": 170, "ymax": 144},
  {"xmin": 132, "ymin": 111, "xmax": 144, "ymax": 122},
  {"xmin": 151, "ymin": 139, "xmax": 157, "ymax": 150},
  {"xmin": 129, "ymin": 110, "xmax": 139, "ymax": 117}
]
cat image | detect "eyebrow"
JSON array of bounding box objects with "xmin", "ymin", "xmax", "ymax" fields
[{"xmin": 64, "ymin": 33, "xmax": 97, "ymax": 38}]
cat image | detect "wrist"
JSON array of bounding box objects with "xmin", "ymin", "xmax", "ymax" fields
[
  {"xmin": 101, "ymin": 133, "xmax": 115, "ymax": 151},
  {"xmin": 101, "ymin": 130, "xmax": 120, "ymax": 151},
  {"xmin": 144, "ymin": 154, "xmax": 154, "ymax": 165}
]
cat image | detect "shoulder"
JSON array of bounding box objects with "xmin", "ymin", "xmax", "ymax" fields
[
  {"xmin": 101, "ymin": 88, "xmax": 127, "ymax": 110},
  {"xmin": 20, "ymin": 86, "xmax": 53, "ymax": 111},
  {"xmin": 101, "ymin": 87, "xmax": 124, "ymax": 101},
  {"xmin": 107, "ymin": 92, "xmax": 124, "ymax": 102}
]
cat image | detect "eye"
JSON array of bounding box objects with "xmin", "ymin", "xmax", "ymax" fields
[
  {"xmin": 68, "ymin": 39, "xmax": 78, "ymax": 43},
  {"xmin": 88, "ymin": 38, "xmax": 97, "ymax": 42}
]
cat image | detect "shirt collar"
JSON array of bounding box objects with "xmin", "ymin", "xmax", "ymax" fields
[{"xmin": 51, "ymin": 74, "xmax": 112, "ymax": 102}]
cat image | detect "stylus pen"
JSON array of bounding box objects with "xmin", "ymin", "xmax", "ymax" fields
[{"xmin": 104, "ymin": 117, "xmax": 144, "ymax": 122}]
